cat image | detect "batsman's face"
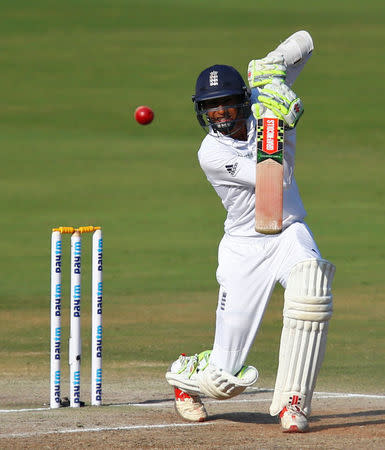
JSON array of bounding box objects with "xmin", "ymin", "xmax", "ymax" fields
[
  {"xmin": 202, "ymin": 95, "xmax": 247, "ymax": 140},
  {"xmin": 204, "ymin": 96, "xmax": 240, "ymax": 126}
]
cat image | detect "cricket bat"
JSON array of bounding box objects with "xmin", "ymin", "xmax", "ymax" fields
[
  {"xmin": 255, "ymin": 111, "xmax": 284, "ymax": 234},
  {"xmin": 254, "ymin": 31, "xmax": 314, "ymax": 234}
]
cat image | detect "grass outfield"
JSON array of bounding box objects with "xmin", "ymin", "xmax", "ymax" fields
[{"xmin": 0, "ymin": 0, "xmax": 384, "ymax": 407}]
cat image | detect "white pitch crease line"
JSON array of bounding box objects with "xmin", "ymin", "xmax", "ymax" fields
[
  {"xmin": 128, "ymin": 392, "xmax": 385, "ymax": 407},
  {"xmin": 315, "ymin": 392, "xmax": 385, "ymax": 399},
  {"xmin": 124, "ymin": 397, "xmax": 273, "ymax": 407},
  {"xmin": 0, "ymin": 391, "xmax": 384, "ymax": 414},
  {"xmin": 0, "ymin": 407, "xmax": 50, "ymax": 413},
  {"xmin": 1, "ymin": 422, "xmax": 214, "ymax": 439}
]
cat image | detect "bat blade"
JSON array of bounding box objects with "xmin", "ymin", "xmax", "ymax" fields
[
  {"xmin": 255, "ymin": 159, "xmax": 283, "ymax": 233},
  {"xmin": 255, "ymin": 114, "xmax": 284, "ymax": 234}
]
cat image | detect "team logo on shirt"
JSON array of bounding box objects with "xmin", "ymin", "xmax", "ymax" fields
[
  {"xmin": 225, "ymin": 163, "xmax": 238, "ymax": 176},
  {"xmin": 209, "ymin": 71, "xmax": 219, "ymax": 86}
]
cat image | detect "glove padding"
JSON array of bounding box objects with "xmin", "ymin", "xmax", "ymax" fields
[
  {"xmin": 248, "ymin": 55, "xmax": 286, "ymax": 88},
  {"xmin": 252, "ymin": 80, "xmax": 304, "ymax": 128}
]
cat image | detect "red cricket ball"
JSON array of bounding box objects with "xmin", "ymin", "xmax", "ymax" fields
[{"xmin": 134, "ymin": 105, "xmax": 154, "ymax": 125}]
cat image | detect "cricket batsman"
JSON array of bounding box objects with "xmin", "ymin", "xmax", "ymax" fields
[{"xmin": 165, "ymin": 31, "xmax": 335, "ymax": 433}]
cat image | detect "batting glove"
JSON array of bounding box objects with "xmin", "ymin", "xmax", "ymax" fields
[
  {"xmin": 247, "ymin": 55, "xmax": 286, "ymax": 88},
  {"xmin": 252, "ymin": 79, "xmax": 304, "ymax": 128}
]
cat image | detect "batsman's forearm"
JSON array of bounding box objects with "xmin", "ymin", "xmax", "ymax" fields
[{"xmin": 268, "ymin": 30, "xmax": 314, "ymax": 87}]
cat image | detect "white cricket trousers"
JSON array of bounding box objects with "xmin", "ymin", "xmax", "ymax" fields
[{"xmin": 210, "ymin": 221, "xmax": 320, "ymax": 374}]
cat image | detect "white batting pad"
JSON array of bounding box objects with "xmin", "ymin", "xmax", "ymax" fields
[
  {"xmin": 197, "ymin": 365, "xmax": 258, "ymax": 400},
  {"xmin": 270, "ymin": 259, "xmax": 335, "ymax": 416},
  {"xmin": 165, "ymin": 372, "xmax": 201, "ymax": 396},
  {"xmin": 165, "ymin": 353, "xmax": 205, "ymax": 396}
]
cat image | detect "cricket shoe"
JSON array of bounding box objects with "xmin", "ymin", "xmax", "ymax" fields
[
  {"xmin": 173, "ymin": 387, "xmax": 208, "ymax": 422},
  {"xmin": 279, "ymin": 405, "xmax": 309, "ymax": 433}
]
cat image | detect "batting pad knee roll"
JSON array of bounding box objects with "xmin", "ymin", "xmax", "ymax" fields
[
  {"xmin": 284, "ymin": 258, "xmax": 334, "ymax": 322},
  {"xmin": 197, "ymin": 365, "xmax": 258, "ymax": 400},
  {"xmin": 270, "ymin": 259, "xmax": 335, "ymax": 416}
]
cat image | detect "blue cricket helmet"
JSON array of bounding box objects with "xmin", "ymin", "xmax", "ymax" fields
[
  {"xmin": 192, "ymin": 64, "xmax": 251, "ymax": 135},
  {"xmin": 193, "ymin": 64, "xmax": 249, "ymax": 102}
]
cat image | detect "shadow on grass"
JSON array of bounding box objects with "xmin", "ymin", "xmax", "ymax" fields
[
  {"xmin": 308, "ymin": 409, "xmax": 385, "ymax": 432},
  {"xmin": 209, "ymin": 411, "xmax": 277, "ymax": 424},
  {"xmin": 209, "ymin": 409, "xmax": 385, "ymax": 430},
  {"xmin": 109, "ymin": 392, "xmax": 385, "ymax": 433},
  {"xmin": 113, "ymin": 388, "xmax": 273, "ymax": 407}
]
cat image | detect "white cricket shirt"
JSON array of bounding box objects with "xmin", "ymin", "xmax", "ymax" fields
[{"xmin": 197, "ymin": 116, "xmax": 306, "ymax": 237}]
